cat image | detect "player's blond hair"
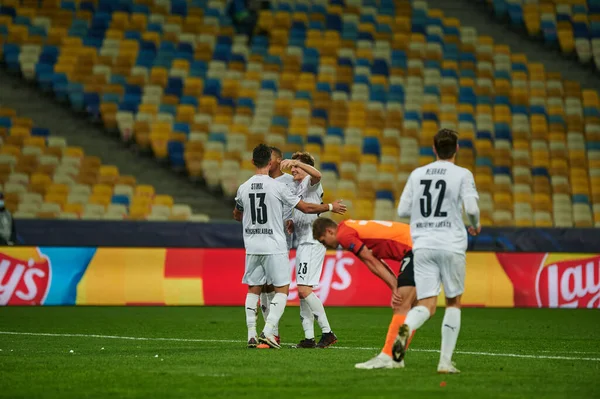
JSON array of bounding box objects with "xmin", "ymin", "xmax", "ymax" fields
[{"xmin": 291, "ymin": 151, "xmax": 315, "ymax": 167}]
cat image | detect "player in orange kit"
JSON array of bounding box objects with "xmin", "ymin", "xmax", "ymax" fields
[{"xmin": 312, "ymin": 218, "xmax": 416, "ymax": 369}]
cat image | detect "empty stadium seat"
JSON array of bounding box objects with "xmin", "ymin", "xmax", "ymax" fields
[{"xmin": 1, "ymin": 0, "xmax": 598, "ymax": 226}]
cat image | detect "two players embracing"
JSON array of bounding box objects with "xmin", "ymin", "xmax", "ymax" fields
[{"xmin": 233, "ymin": 144, "xmax": 344, "ymax": 349}]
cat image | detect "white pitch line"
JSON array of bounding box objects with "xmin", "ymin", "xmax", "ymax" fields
[{"xmin": 1, "ymin": 331, "xmax": 599, "ymax": 362}]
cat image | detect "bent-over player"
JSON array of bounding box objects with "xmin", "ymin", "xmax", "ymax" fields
[{"xmin": 313, "ymin": 218, "xmax": 416, "ymax": 369}]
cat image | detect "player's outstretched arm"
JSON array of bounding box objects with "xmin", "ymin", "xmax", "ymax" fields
[
  {"xmin": 357, "ymin": 247, "xmax": 397, "ymax": 291},
  {"xmin": 295, "ymin": 199, "xmax": 346, "ymax": 215},
  {"xmin": 281, "ymin": 159, "xmax": 322, "ymax": 185}
]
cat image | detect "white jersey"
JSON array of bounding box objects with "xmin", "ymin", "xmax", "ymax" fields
[
  {"xmin": 292, "ymin": 175, "xmax": 324, "ymax": 245},
  {"xmin": 236, "ymin": 174, "xmax": 300, "ymax": 255},
  {"xmin": 398, "ymin": 160, "xmax": 479, "ymax": 254},
  {"xmin": 275, "ymin": 173, "xmax": 296, "ymax": 249},
  {"xmin": 274, "ymin": 173, "xmax": 295, "ymax": 221}
]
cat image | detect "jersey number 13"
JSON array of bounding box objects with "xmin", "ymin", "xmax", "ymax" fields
[
  {"xmin": 419, "ymin": 179, "xmax": 447, "ymax": 217},
  {"xmin": 249, "ymin": 193, "xmax": 268, "ymax": 224}
]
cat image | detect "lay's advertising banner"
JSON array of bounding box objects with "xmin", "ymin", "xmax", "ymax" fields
[{"xmin": 1, "ymin": 247, "xmax": 599, "ymax": 308}]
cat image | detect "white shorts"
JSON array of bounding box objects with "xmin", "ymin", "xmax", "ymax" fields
[
  {"xmin": 295, "ymin": 243, "xmax": 326, "ymax": 286},
  {"xmin": 243, "ymin": 253, "xmax": 290, "ymax": 287},
  {"xmin": 413, "ymin": 249, "xmax": 466, "ymax": 300}
]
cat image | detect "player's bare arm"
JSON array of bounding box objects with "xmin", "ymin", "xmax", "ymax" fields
[
  {"xmin": 281, "ymin": 159, "xmax": 322, "ymax": 186},
  {"xmin": 357, "ymin": 246, "xmax": 397, "ymax": 291},
  {"xmin": 296, "ymin": 199, "xmax": 346, "ymax": 215}
]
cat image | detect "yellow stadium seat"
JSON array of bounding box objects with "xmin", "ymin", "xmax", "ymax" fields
[
  {"xmin": 64, "ymin": 203, "xmax": 84, "ymax": 215},
  {"xmin": 494, "ymin": 192, "xmax": 513, "ymax": 211},
  {"xmin": 10, "ymin": 126, "xmax": 30, "ymax": 137},
  {"xmin": 354, "ymin": 199, "xmax": 374, "ymax": 219},
  {"xmin": 88, "ymin": 194, "xmax": 111, "ymax": 208},
  {"xmin": 44, "ymin": 193, "xmax": 67, "ymax": 209},
  {"xmin": 184, "ymin": 77, "xmax": 204, "ymax": 96},
  {"xmin": 533, "ymin": 193, "xmax": 551, "ymax": 211},
  {"xmin": 46, "ymin": 183, "xmax": 70, "ymax": 195},
  {"xmin": 153, "ymin": 195, "xmax": 174, "ymax": 207},
  {"xmin": 64, "ymin": 146, "xmax": 84, "ymax": 158},
  {"xmin": 98, "ymin": 165, "xmax": 119, "ymax": 185},
  {"xmin": 131, "ymin": 195, "xmax": 152, "ymax": 209},
  {"xmin": 135, "ymin": 185, "xmax": 155, "ymax": 198},
  {"xmin": 558, "ymin": 25, "xmax": 575, "ymax": 53},
  {"xmin": 150, "ymin": 131, "xmax": 170, "ymax": 158},
  {"xmin": 92, "ymin": 184, "xmax": 113, "ymax": 197},
  {"xmin": 1, "ymin": 145, "xmax": 21, "ymax": 156},
  {"xmin": 129, "ymin": 203, "xmax": 150, "ymax": 220},
  {"xmin": 149, "ymin": 67, "xmax": 168, "ymax": 87}
]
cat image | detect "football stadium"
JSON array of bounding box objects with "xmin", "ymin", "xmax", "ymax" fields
[{"xmin": 0, "ymin": 0, "xmax": 599, "ymax": 397}]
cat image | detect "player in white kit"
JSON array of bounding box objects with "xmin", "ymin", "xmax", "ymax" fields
[
  {"xmin": 280, "ymin": 152, "xmax": 337, "ymax": 349},
  {"xmin": 392, "ymin": 129, "xmax": 481, "ymax": 373},
  {"xmin": 233, "ymin": 144, "xmax": 346, "ymax": 349},
  {"xmin": 256, "ymin": 146, "xmax": 296, "ymax": 348}
]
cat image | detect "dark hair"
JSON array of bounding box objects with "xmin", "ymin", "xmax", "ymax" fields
[
  {"xmin": 291, "ymin": 151, "xmax": 315, "ymax": 167},
  {"xmin": 312, "ymin": 217, "xmax": 338, "ymax": 240},
  {"xmin": 252, "ymin": 144, "xmax": 272, "ymax": 168},
  {"xmin": 270, "ymin": 146, "xmax": 283, "ymax": 159},
  {"xmin": 433, "ymin": 129, "xmax": 459, "ymax": 160}
]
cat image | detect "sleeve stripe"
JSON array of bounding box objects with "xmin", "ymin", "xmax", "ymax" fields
[{"xmin": 355, "ymin": 244, "xmax": 365, "ymax": 255}]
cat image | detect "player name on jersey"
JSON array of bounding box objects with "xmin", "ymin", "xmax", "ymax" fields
[
  {"xmin": 425, "ymin": 168, "xmax": 447, "ymax": 175},
  {"xmin": 245, "ymin": 228, "xmax": 274, "ymax": 235},
  {"xmin": 415, "ymin": 221, "xmax": 452, "ymax": 229}
]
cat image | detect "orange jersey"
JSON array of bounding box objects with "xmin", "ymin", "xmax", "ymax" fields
[{"xmin": 336, "ymin": 220, "xmax": 413, "ymax": 261}]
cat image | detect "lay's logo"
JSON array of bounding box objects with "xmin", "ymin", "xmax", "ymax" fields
[
  {"xmin": 536, "ymin": 255, "xmax": 600, "ymax": 308},
  {"xmin": 0, "ymin": 249, "xmax": 51, "ymax": 305}
]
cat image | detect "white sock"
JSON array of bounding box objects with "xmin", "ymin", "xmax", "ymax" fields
[
  {"xmin": 259, "ymin": 292, "xmax": 270, "ymax": 321},
  {"xmin": 267, "ymin": 292, "xmax": 279, "ymax": 336},
  {"xmin": 299, "ymin": 298, "xmax": 315, "ymax": 339},
  {"xmin": 305, "ymin": 292, "xmax": 332, "ymax": 334},
  {"xmin": 405, "ymin": 305, "xmax": 431, "ymax": 335},
  {"xmin": 245, "ymin": 293, "xmax": 259, "ymax": 340},
  {"xmin": 440, "ymin": 307, "xmax": 461, "ymax": 365},
  {"xmin": 263, "ymin": 293, "xmax": 287, "ymax": 337}
]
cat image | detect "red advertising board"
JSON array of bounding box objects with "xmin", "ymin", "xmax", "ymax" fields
[{"xmin": 1, "ymin": 246, "xmax": 598, "ymax": 308}]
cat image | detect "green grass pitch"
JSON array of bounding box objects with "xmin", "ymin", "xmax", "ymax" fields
[{"xmin": 0, "ymin": 307, "xmax": 598, "ymax": 399}]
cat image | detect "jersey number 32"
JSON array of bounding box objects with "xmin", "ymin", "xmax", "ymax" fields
[{"xmin": 419, "ymin": 179, "xmax": 447, "ymax": 217}]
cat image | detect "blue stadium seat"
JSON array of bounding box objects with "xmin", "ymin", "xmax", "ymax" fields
[
  {"xmin": 168, "ymin": 141, "xmax": 185, "ymax": 168},
  {"xmin": 375, "ymin": 190, "xmax": 395, "ymax": 201},
  {"xmin": 321, "ymin": 162, "xmax": 339, "ymax": 175},
  {"xmin": 531, "ymin": 167, "xmax": 550, "ymax": 179},
  {"xmin": 572, "ymin": 194, "xmax": 590, "ymax": 205},
  {"xmin": 363, "ymin": 137, "xmax": 381, "ymax": 158},
  {"xmin": 111, "ymin": 195, "xmax": 130, "ymax": 206}
]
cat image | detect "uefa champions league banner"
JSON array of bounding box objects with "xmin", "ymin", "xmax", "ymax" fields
[{"xmin": 0, "ymin": 247, "xmax": 599, "ymax": 308}]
